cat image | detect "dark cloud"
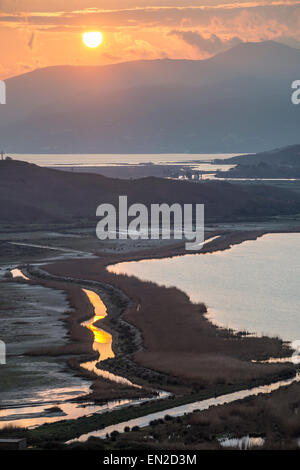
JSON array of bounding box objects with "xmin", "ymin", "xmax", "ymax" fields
[
  {"xmin": 168, "ymin": 30, "xmax": 243, "ymax": 54},
  {"xmin": 28, "ymin": 31, "xmax": 35, "ymax": 49}
]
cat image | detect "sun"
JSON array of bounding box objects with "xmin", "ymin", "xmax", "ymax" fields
[{"xmin": 83, "ymin": 32, "xmax": 103, "ymax": 48}]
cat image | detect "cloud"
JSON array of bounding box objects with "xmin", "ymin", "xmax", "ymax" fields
[
  {"xmin": 1, "ymin": 1, "xmax": 300, "ymax": 14},
  {"xmin": 168, "ymin": 30, "xmax": 243, "ymax": 54},
  {"xmin": 1, "ymin": 2, "xmax": 300, "ymax": 30},
  {"xmin": 2, "ymin": 1, "xmax": 300, "ymax": 78},
  {"xmin": 28, "ymin": 31, "xmax": 35, "ymax": 49}
]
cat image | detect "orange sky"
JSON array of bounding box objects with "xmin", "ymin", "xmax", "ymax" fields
[{"xmin": 1, "ymin": 0, "xmax": 300, "ymax": 78}]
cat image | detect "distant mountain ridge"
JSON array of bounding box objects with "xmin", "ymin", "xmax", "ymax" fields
[
  {"xmin": 215, "ymin": 144, "xmax": 300, "ymax": 166},
  {"xmin": 1, "ymin": 41, "xmax": 300, "ymax": 153},
  {"xmin": 214, "ymin": 144, "xmax": 300, "ymax": 179}
]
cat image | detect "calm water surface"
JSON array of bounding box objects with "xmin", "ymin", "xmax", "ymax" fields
[
  {"xmin": 109, "ymin": 234, "xmax": 300, "ymax": 341},
  {"xmin": 9, "ymin": 153, "xmax": 236, "ymax": 166},
  {"xmin": 80, "ymin": 289, "xmax": 141, "ymax": 388},
  {"xmin": 68, "ymin": 372, "xmax": 300, "ymax": 443}
]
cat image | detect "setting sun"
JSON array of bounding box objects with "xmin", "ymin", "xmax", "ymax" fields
[{"xmin": 82, "ymin": 31, "xmax": 103, "ymax": 48}]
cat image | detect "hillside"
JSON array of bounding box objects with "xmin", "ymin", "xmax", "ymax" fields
[
  {"xmin": 1, "ymin": 160, "xmax": 300, "ymax": 225},
  {"xmin": 214, "ymin": 144, "xmax": 300, "ymax": 179},
  {"xmin": 215, "ymin": 145, "xmax": 300, "ymax": 166},
  {"xmin": 1, "ymin": 41, "xmax": 300, "ymax": 153}
]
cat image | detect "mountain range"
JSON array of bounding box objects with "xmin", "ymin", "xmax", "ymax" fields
[{"xmin": 1, "ymin": 41, "xmax": 300, "ymax": 153}]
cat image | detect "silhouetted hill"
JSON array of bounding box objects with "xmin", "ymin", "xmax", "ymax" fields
[
  {"xmin": 1, "ymin": 160, "xmax": 300, "ymax": 225},
  {"xmin": 214, "ymin": 144, "xmax": 300, "ymax": 178},
  {"xmin": 216, "ymin": 144, "xmax": 300, "ymax": 166},
  {"xmin": 1, "ymin": 41, "xmax": 300, "ymax": 153}
]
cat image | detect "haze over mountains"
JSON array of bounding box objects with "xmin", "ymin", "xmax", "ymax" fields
[{"xmin": 1, "ymin": 41, "xmax": 300, "ymax": 154}]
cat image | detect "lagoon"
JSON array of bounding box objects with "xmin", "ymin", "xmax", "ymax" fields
[{"xmin": 109, "ymin": 234, "xmax": 300, "ymax": 342}]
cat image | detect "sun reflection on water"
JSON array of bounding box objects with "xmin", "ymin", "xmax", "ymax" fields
[{"xmin": 80, "ymin": 289, "xmax": 141, "ymax": 388}]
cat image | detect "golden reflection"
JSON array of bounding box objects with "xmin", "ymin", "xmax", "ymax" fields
[
  {"xmin": 80, "ymin": 288, "xmax": 141, "ymax": 388},
  {"xmin": 89, "ymin": 322, "xmax": 111, "ymax": 344},
  {"xmin": 81, "ymin": 289, "xmax": 114, "ymax": 363},
  {"xmin": 10, "ymin": 268, "xmax": 29, "ymax": 280},
  {"xmin": 82, "ymin": 289, "xmax": 107, "ymax": 318}
]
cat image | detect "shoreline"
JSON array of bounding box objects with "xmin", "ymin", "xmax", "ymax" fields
[
  {"xmin": 2, "ymin": 228, "xmax": 300, "ymax": 445},
  {"xmin": 23, "ymin": 273, "xmax": 152, "ymax": 403},
  {"xmin": 40, "ymin": 229, "xmax": 298, "ymax": 392}
]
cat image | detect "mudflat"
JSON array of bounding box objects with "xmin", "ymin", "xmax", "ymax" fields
[{"xmin": 43, "ymin": 231, "xmax": 295, "ymax": 392}]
